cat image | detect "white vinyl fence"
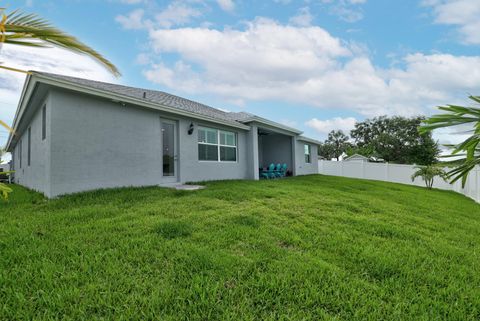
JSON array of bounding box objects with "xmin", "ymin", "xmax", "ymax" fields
[{"xmin": 318, "ymin": 160, "xmax": 480, "ymax": 203}]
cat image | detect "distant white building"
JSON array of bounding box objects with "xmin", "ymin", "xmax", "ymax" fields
[
  {"xmin": 0, "ymin": 162, "xmax": 10, "ymax": 172},
  {"xmin": 343, "ymin": 154, "xmax": 369, "ymax": 162},
  {"xmin": 0, "ymin": 162, "xmax": 10, "ymax": 182}
]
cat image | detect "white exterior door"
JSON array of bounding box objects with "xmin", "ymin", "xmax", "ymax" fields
[{"xmin": 161, "ymin": 120, "xmax": 178, "ymax": 183}]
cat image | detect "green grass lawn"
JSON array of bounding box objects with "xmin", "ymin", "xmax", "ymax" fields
[{"xmin": 1, "ymin": 175, "xmax": 480, "ymax": 320}]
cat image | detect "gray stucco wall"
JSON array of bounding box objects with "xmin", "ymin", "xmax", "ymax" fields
[
  {"xmin": 12, "ymin": 96, "xmax": 51, "ymax": 195},
  {"xmin": 294, "ymin": 139, "xmax": 319, "ymax": 176},
  {"xmin": 258, "ymin": 134, "xmax": 293, "ymax": 171},
  {"xmin": 45, "ymin": 88, "xmax": 249, "ymax": 197},
  {"xmin": 49, "ymin": 89, "xmax": 164, "ymax": 196}
]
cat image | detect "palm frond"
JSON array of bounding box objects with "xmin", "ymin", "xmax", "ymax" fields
[
  {"xmin": 420, "ymin": 96, "xmax": 480, "ymax": 187},
  {"xmin": 0, "ymin": 119, "xmax": 14, "ymax": 133},
  {"xmin": 0, "ymin": 182, "xmax": 12, "ymax": 200},
  {"xmin": 2, "ymin": 10, "xmax": 120, "ymax": 76}
]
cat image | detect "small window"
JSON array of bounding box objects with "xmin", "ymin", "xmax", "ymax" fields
[
  {"xmin": 304, "ymin": 144, "xmax": 311, "ymax": 163},
  {"xmin": 198, "ymin": 127, "xmax": 237, "ymax": 162},
  {"xmin": 11, "ymin": 151, "xmax": 14, "ymax": 171},
  {"xmin": 27, "ymin": 127, "xmax": 31, "ymax": 166},
  {"xmin": 19, "ymin": 139, "xmax": 22, "ymax": 169},
  {"xmin": 42, "ymin": 105, "xmax": 46, "ymax": 140}
]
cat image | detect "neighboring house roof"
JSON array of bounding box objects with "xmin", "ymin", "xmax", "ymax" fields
[
  {"xmin": 344, "ymin": 154, "xmax": 369, "ymax": 161},
  {"xmin": 6, "ymin": 71, "xmax": 317, "ymax": 150}
]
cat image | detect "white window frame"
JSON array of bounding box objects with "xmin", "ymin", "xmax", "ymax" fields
[
  {"xmin": 198, "ymin": 127, "xmax": 237, "ymax": 162},
  {"xmin": 27, "ymin": 127, "xmax": 31, "ymax": 166},
  {"xmin": 42, "ymin": 105, "xmax": 46, "ymax": 141},
  {"xmin": 19, "ymin": 139, "xmax": 22, "ymax": 169},
  {"xmin": 304, "ymin": 144, "xmax": 311, "ymax": 163}
]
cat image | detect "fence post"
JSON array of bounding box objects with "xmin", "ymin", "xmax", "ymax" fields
[
  {"xmin": 361, "ymin": 160, "xmax": 365, "ymax": 179},
  {"xmin": 385, "ymin": 162, "xmax": 389, "ymax": 181}
]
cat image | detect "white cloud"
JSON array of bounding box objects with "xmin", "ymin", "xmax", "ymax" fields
[
  {"xmin": 135, "ymin": 53, "xmax": 151, "ymax": 65},
  {"xmin": 115, "ymin": 8, "xmax": 148, "ymax": 30},
  {"xmin": 116, "ymin": 1, "xmax": 203, "ymax": 30},
  {"xmin": 0, "ymin": 44, "xmax": 116, "ymax": 147},
  {"xmin": 330, "ymin": 5, "xmax": 364, "ymax": 23},
  {"xmin": 322, "ymin": 0, "xmax": 367, "ymax": 23},
  {"xmin": 423, "ymin": 0, "xmax": 480, "ymax": 44},
  {"xmin": 289, "ymin": 7, "xmax": 313, "ymax": 27},
  {"xmin": 305, "ymin": 117, "xmax": 357, "ymax": 134},
  {"xmin": 432, "ymin": 126, "xmax": 473, "ymax": 147},
  {"xmin": 155, "ymin": 2, "xmax": 203, "ymax": 28},
  {"xmin": 217, "ymin": 0, "xmax": 235, "ymax": 12},
  {"xmin": 140, "ymin": 18, "xmax": 480, "ymax": 118},
  {"xmin": 148, "ymin": 18, "xmax": 351, "ymax": 80}
]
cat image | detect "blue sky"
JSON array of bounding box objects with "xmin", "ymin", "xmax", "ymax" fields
[{"xmin": 1, "ymin": 0, "xmax": 480, "ymax": 147}]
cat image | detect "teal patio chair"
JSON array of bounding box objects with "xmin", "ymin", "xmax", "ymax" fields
[
  {"xmin": 260, "ymin": 167, "xmax": 270, "ymax": 179},
  {"xmin": 274, "ymin": 163, "xmax": 283, "ymax": 178},
  {"xmin": 266, "ymin": 163, "xmax": 277, "ymax": 179}
]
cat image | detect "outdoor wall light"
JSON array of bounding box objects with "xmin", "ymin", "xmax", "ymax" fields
[{"xmin": 188, "ymin": 122, "xmax": 194, "ymax": 135}]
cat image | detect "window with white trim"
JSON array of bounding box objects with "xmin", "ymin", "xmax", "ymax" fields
[
  {"xmin": 198, "ymin": 127, "xmax": 237, "ymax": 162},
  {"xmin": 19, "ymin": 139, "xmax": 22, "ymax": 169},
  {"xmin": 42, "ymin": 105, "xmax": 46, "ymax": 140},
  {"xmin": 27, "ymin": 127, "xmax": 31, "ymax": 166},
  {"xmin": 304, "ymin": 144, "xmax": 311, "ymax": 163}
]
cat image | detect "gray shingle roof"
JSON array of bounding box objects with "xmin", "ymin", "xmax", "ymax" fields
[
  {"xmin": 35, "ymin": 72, "xmax": 252, "ymax": 126},
  {"xmin": 34, "ymin": 72, "xmax": 307, "ymax": 136}
]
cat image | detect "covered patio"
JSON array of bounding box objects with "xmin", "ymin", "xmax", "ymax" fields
[{"xmin": 257, "ymin": 127, "xmax": 294, "ymax": 177}]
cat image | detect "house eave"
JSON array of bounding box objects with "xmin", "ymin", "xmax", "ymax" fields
[
  {"xmin": 239, "ymin": 116, "xmax": 303, "ymax": 135},
  {"xmin": 297, "ymin": 136, "xmax": 322, "ymax": 145},
  {"xmin": 5, "ymin": 73, "xmax": 35, "ymax": 152}
]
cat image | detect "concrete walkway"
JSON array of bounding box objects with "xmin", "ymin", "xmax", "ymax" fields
[
  {"xmin": 159, "ymin": 182, "xmax": 206, "ymax": 190},
  {"xmin": 173, "ymin": 184, "xmax": 206, "ymax": 191}
]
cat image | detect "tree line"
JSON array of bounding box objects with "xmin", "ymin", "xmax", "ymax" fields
[{"xmin": 319, "ymin": 116, "xmax": 440, "ymax": 165}]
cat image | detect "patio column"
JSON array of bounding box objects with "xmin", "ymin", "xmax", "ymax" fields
[
  {"xmin": 247, "ymin": 125, "xmax": 259, "ymax": 180},
  {"xmin": 291, "ymin": 136, "xmax": 297, "ymax": 176}
]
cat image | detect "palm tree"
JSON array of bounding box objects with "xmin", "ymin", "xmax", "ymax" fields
[
  {"xmin": 0, "ymin": 8, "xmax": 120, "ymax": 76},
  {"xmin": 0, "ymin": 8, "xmax": 120, "ymax": 199},
  {"xmin": 411, "ymin": 165, "xmax": 448, "ymax": 189},
  {"xmin": 420, "ymin": 95, "xmax": 480, "ymax": 187}
]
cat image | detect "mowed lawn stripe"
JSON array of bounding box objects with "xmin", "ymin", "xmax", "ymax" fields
[{"xmin": 1, "ymin": 175, "xmax": 479, "ymax": 320}]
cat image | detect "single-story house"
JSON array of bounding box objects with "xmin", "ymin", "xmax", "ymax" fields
[
  {"xmin": 6, "ymin": 72, "xmax": 320, "ymax": 198},
  {"xmin": 343, "ymin": 154, "xmax": 369, "ymax": 162}
]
